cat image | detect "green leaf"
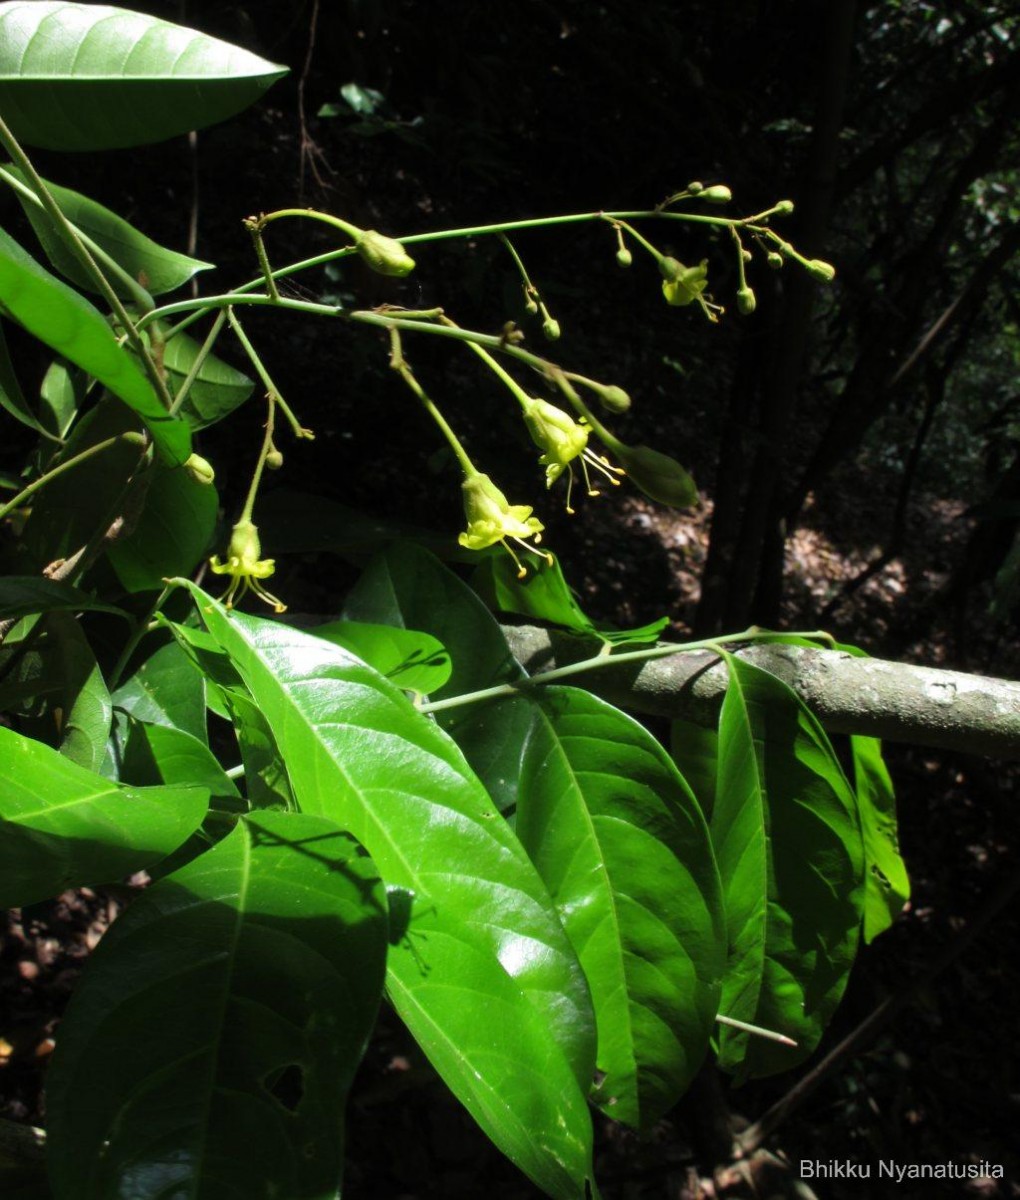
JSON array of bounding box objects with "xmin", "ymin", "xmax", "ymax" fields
[
  {"xmin": 161, "ymin": 323, "xmax": 254, "ymax": 430},
  {"xmin": 0, "ymin": 318, "xmax": 52, "ymax": 437},
  {"xmin": 38, "ymin": 357, "xmax": 84, "ymax": 439},
  {"xmin": 0, "ymin": 577, "xmax": 125, "ymax": 621},
  {"xmin": 473, "ymin": 549, "xmax": 669, "ymax": 646},
  {"xmin": 106, "ymin": 461, "xmax": 218, "ymax": 593},
  {"xmin": 853, "ymin": 735, "xmax": 910, "ymax": 943},
  {"xmin": 112, "ymin": 640, "xmax": 207, "ymax": 744},
  {"xmin": 45, "ymin": 611, "xmax": 112, "ymax": 772},
  {"xmin": 223, "ymin": 688, "xmax": 294, "ymax": 811},
  {"xmin": 0, "ymin": 3, "xmax": 288, "ymax": 151},
  {"xmin": 670, "ymin": 718, "xmax": 719, "ymax": 823},
  {"xmin": 343, "ymin": 542, "xmax": 529, "ymax": 812},
  {"xmin": 44, "ymin": 810, "xmax": 386, "ymax": 1200},
  {"xmin": 106, "ymin": 717, "xmax": 239, "ymax": 803},
  {"xmin": 178, "ymin": 586, "xmax": 598, "ymax": 1199},
  {"xmin": 0, "ymin": 724, "xmax": 208, "ymax": 908},
  {"xmin": 613, "ymin": 443, "xmax": 698, "ymax": 508},
  {"xmin": 516, "ymin": 686, "xmax": 725, "ymax": 1129},
  {"xmin": 2, "ymin": 165, "xmax": 212, "ymax": 297},
  {"xmin": 0, "ymin": 228, "xmax": 190, "ymax": 464},
  {"xmin": 311, "ymin": 618, "xmax": 452, "ymax": 696},
  {"xmin": 713, "ymin": 654, "xmax": 864, "ymax": 1081}
]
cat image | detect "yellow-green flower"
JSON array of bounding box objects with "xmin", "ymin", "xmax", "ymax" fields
[
  {"xmin": 209, "ymin": 519, "xmax": 286, "ymax": 612},
  {"xmin": 522, "ymin": 398, "xmax": 624, "ymax": 513},
  {"xmin": 661, "ymin": 258, "xmax": 709, "ymax": 306},
  {"xmin": 458, "ymin": 472, "xmax": 549, "ymax": 577}
]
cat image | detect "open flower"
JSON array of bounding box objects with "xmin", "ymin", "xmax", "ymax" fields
[
  {"xmin": 458, "ymin": 472, "xmax": 550, "ymax": 577},
  {"xmin": 209, "ymin": 519, "xmax": 286, "ymax": 612},
  {"xmin": 660, "ymin": 258, "xmax": 722, "ymax": 321},
  {"xmin": 522, "ymin": 398, "xmax": 624, "ymax": 513}
]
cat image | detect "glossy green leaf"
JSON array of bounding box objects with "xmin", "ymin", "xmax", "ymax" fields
[
  {"xmin": 343, "ymin": 541, "xmax": 530, "ymax": 812},
  {"xmin": 0, "ymin": 724, "xmax": 208, "ymax": 908},
  {"xmin": 473, "ymin": 549, "xmax": 669, "ymax": 646},
  {"xmin": 853, "ymin": 734, "xmax": 910, "ymax": 943},
  {"xmin": 516, "ymin": 686, "xmax": 725, "ymax": 1129},
  {"xmin": 112, "ymin": 640, "xmax": 207, "ymax": 744},
  {"xmin": 161, "ymin": 322, "xmax": 254, "ymax": 430},
  {"xmin": 106, "ymin": 461, "xmax": 218, "ymax": 593},
  {"xmin": 0, "ymin": 228, "xmax": 190, "ymax": 464},
  {"xmin": 311, "ymin": 618, "xmax": 451, "ymax": 696},
  {"xmin": 713, "ymin": 654, "xmax": 864, "ymax": 1081},
  {"xmin": 3, "ymin": 165, "xmax": 212, "ymax": 297},
  {"xmin": 0, "ymin": 318, "xmax": 52, "ymax": 437},
  {"xmin": 0, "ymin": 3, "xmax": 288, "ymax": 151},
  {"xmin": 38, "ymin": 357, "xmax": 84, "ymax": 439},
  {"xmin": 44, "ymin": 810, "xmax": 386, "ymax": 1200},
  {"xmin": 178, "ymin": 586, "xmax": 598, "ymax": 1199},
  {"xmin": 0, "ymin": 577, "xmax": 125, "ymax": 621}
]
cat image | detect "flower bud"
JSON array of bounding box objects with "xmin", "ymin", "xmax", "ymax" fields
[
  {"xmin": 542, "ymin": 317, "xmax": 561, "ymax": 341},
  {"xmin": 736, "ymin": 286, "xmax": 757, "ymax": 315},
  {"xmin": 767, "ymin": 251, "xmax": 784, "ymax": 269},
  {"xmin": 184, "ymin": 453, "xmax": 215, "ymax": 486},
  {"xmin": 356, "ymin": 230, "xmax": 416, "ymax": 277},
  {"xmin": 598, "ymin": 385, "xmax": 631, "ymax": 414},
  {"xmin": 775, "ymin": 199, "xmax": 795, "ymax": 214},
  {"xmin": 616, "ymin": 247, "xmax": 633, "ymax": 268},
  {"xmin": 265, "ymin": 447, "xmax": 284, "ymax": 470},
  {"xmin": 807, "ymin": 258, "xmax": 836, "ymax": 282},
  {"xmin": 524, "ymin": 294, "xmax": 540, "ymax": 315},
  {"xmin": 687, "ymin": 181, "xmax": 704, "ymax": 194},
  {"xmin": 701, "ymin": 185, "xmax": 732, "ymax": 204}
]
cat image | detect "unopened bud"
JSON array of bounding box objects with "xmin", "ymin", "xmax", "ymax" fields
[
  {"xmin": 687, "ymin": 181, "xmax": 704, "ymax": 194},
  {"xmin": 702, "ymin": 185, "xmax": 732, "ymax": 204},
  {"xmin": 184, "ymin": 453, "xmax": 215, "ymax": 485},
  {"xmin": 807, "ymin": 258, "xmax": 836, "ymax": 282},
  {"xmin": 736, "ymin": 286, "xmax": 757, "ymax": 315},
  {"xmin": 356, "ymin": 229, "xmax": 416, "ymax": 277},
  {"xmin": 598, "ymin": 385, "xmax": 631, "ymax": 414},
  {"xmin": 775, "ymin": 199, "xmax": 795, "ymax": 214},
  {"xmin": 767, "ymin": 251, "xmax": 784, "ymax": 269},
  {"xmin": 542, "ymin": 317, "xmax": 561, "ymax": 341},
  {"xmin": 616, "ymin": 247, "xmax": 633, "ymax": 268},
  {"xmin": 524, "ymin": 294, "xmax": 540, "ymax": 315},
  {"xmin": 265, "ymin": 447, "xmax": 284, "ymax": 470}
]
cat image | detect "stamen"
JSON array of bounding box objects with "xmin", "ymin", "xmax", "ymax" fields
[
  {"xmin": 502, "ymin": 539, "xmax": 527, "ymax": 578},
  {"xmin": 565, "ymin": 466, "xmax": 576, "ymax": 515}
]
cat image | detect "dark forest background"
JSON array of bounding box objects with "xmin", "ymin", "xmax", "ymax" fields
[{"xmin": 2, "ymin": 2, "xmax": 1019, "ymax": 1196}]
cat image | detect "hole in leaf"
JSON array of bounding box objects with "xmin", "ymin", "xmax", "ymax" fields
[{"xmin": 264, "ymin": 1063, "xmax": 304, "ymax": 1112}]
